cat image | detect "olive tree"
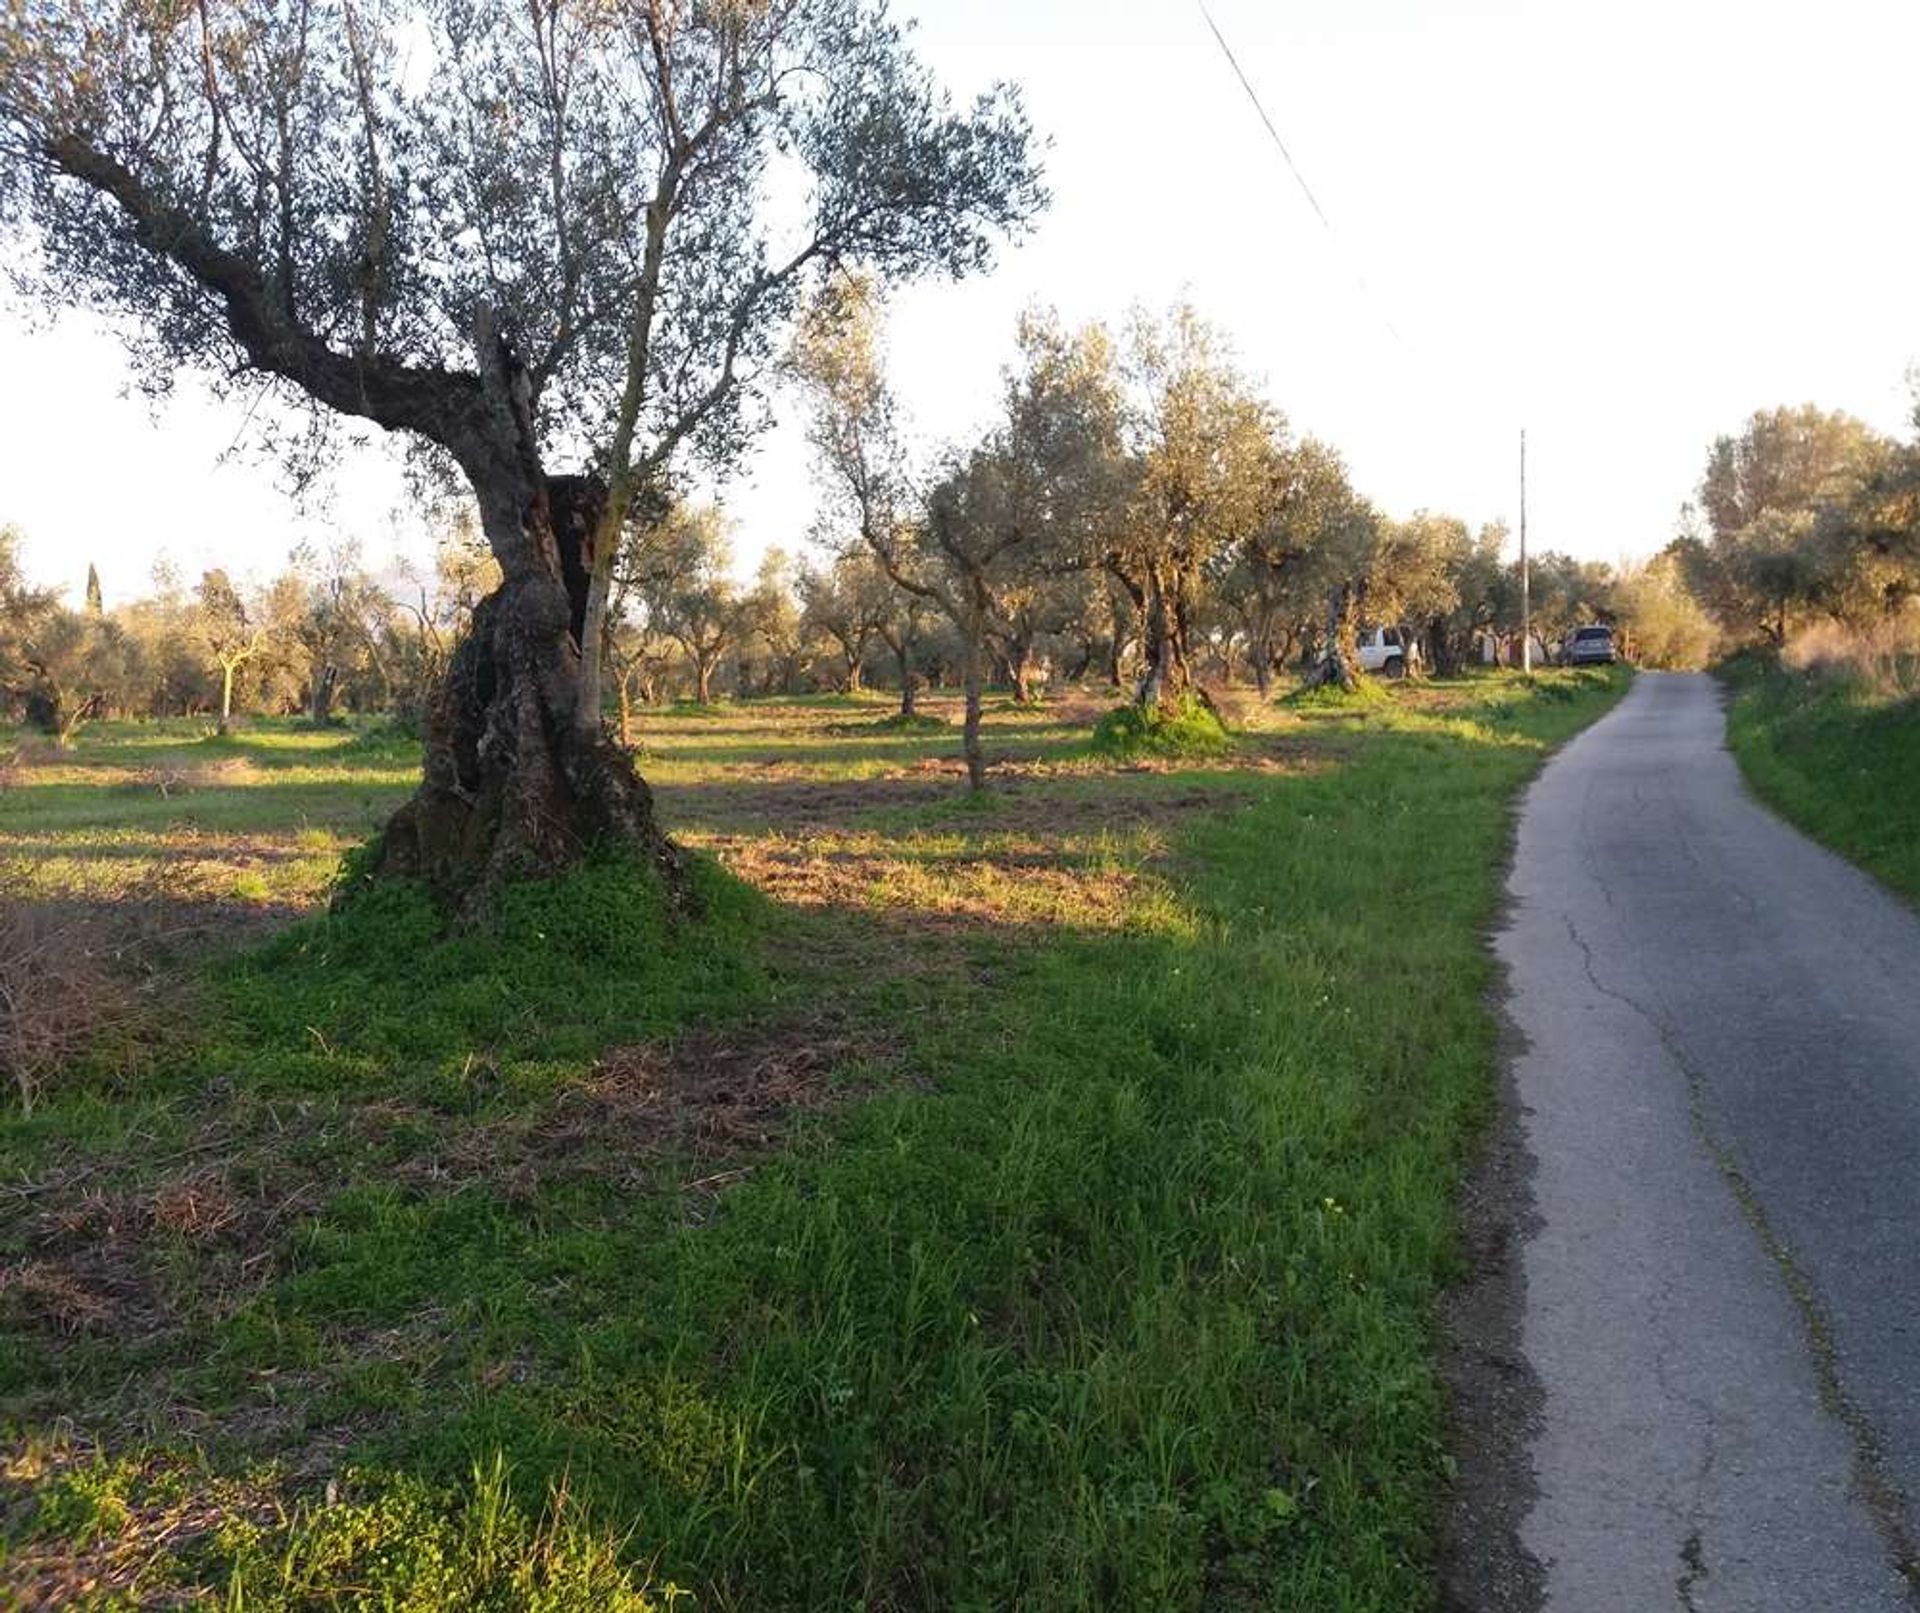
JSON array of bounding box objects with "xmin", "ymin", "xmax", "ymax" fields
[
  {"xmin": 793, "ymin": 285, "xmax": 1119, "ymax": 786},
  {"xmin": 1690, "ymin": 406, "xmax": 1892, "ymax": 647},
  {"xmin": 1111, "ymin": 305, "xmax": 1273, "ymax": 709},
  {"xmin": 1, "ymin": 0, "xmax": 1042, "ymax": 906},
  {"xmin": 0, "ymin": 535, "xmax": 131, "ymax": 740},
  {"xmin": 637, "ymin": 503, "xmax": 741, "ymax": 705},
  {"xmin": 192, "ymin": 570, "xmax": 263, "ymax": 734},
  {"xmin": 1215, "ymin": 435, "xmax": 1364, "ymax": 694},
  {"xmin": 797, "ymin": 548, "xmax": 892, "ymax": 693}
]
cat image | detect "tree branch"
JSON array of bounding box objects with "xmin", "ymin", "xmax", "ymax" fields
[{"xmin": 46, "ymin": 135, "xmax": 486, "ymax": 455}]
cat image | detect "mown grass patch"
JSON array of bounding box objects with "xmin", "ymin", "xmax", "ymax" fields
[
  {"xmin": 2, "ymin": 669, "xmax": 1628, "ymax": 1609},
  {"xmin": 1723, "ymin": 655, "xmax": 1920, "ymax": 901}
]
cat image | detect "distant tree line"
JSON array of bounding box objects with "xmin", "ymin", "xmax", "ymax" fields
[
  {"xmin": 6, "ymin": 307, "xmax": 1769, "ymax": 752},
  {"xmin": 25, "ymin": 312, "xmax": 1904, "ymax": 754},
  {"xmin": 0, "ymin": 521, "xmax": 495, "ymax": 740}
]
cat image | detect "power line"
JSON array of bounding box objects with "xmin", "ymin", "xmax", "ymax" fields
[{"xmin": 1195, "ymin": 0, "xmax": 1404, "ymax": 347}]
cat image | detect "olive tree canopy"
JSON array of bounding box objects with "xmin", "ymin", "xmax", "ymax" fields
[{"xmin": 1, "ymin": 0, "xmax": 1043, "ymax": 906}]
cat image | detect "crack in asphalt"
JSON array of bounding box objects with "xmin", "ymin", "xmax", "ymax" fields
[
  {"xmin": 1677, "ymin": 1528, "xmax": 1709, "ymax": 1613},
  {"xmin": 1674, "ymin": 1418, "xmax": 1718, "ymax": 1611},
  {"xmin": 1561, "ymin": 910, "xmax": 1920, "ymax": 1606}
]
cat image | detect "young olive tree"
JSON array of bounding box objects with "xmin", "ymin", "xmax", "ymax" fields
[
  {"xmin": 1, "ymin": 0, "xmax": 1042, "ymax": 906},
  {"xmin": 793, "ymin": 284, "xmax": 1119, "ymax": 786},
  {"xmin": 872, "ymin": 578, "xmax": 934, "ymax": 716},
  {"xmin": 193, "ymin": 570, "xmax": 263, "ymax": 733},
  {"xmin": 796, "ymin": 548, "xmax": 891, "ymax": 693},
  {"xmin": 273, "ymin": 542, "xmax": 395, "ymax": 722},
  {"xmin": 635, "ymin": 503, "xmax": 741, "ymax": 706}
]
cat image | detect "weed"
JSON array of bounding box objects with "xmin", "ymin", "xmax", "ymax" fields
[
  {"xmin": 1, "ymin": 1443, "xmax": 683, "ymax": 1610},
  {"xmin": 238, "ymin": 850, "xmax": 767, "ymax": 1069}
]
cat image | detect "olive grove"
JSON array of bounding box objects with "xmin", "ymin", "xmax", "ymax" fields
[{"xmin": 0, "ymin": 0, "xmax": 1043, "ymax": 904}]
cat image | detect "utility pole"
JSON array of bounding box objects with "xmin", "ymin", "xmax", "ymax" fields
[{"xmin": 1519, "ymin": 428, "xmax": 1531, "ymax": 674}]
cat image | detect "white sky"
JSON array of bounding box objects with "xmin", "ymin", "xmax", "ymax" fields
[{"xmin": 5, "ymin": 0, "xmax": 1918, "ymax": 602}]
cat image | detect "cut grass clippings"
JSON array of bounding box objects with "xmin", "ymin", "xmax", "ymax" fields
[{"xmin": 1, "ymin": 669, "xmax": 1629, "ymax": 1609}]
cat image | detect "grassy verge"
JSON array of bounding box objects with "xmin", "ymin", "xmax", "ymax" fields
[
  {"xmin": 2, "ymin": 670, "xmax": 1627, "ymax": 1609},
  {"xmin": 1722, "ymin": 655, "xmax": 1920, "ymax": 901}
]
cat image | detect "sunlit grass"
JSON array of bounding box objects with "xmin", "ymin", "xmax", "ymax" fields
[
  {"xmin": 0, "ymin": 668, "xmax": 1628, "ymax": 1609},
  {"xmin": 1724, "ymin": 655, "xmax": 1920, "ymax": 900}
]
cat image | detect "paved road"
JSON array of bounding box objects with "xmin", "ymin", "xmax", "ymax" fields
[{"xmin": 1500, "ymin": 671, "xmax": 1920, "ymax": 1611}]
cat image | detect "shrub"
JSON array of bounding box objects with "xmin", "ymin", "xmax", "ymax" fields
[
  {"xmin": 1782, "ymin": 614, "xmax": 1920, "ymax": 701},
  {"xmin": 830, "ymin": 711, "xmax": 949, "ymax": 735},
  {"xmin": 338, "ymin": 717, "xmax": 425, "ymax": 754}
]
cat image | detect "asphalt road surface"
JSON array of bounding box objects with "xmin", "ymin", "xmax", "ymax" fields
[{"xmin": 1499, "ymin": 671, "xmax": 1920, "ymax": 1611}]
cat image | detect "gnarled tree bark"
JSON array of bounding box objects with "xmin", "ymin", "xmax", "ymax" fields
[{"xmin": 373, "ymin": 335, "xmax": 685, "ymax": 913}]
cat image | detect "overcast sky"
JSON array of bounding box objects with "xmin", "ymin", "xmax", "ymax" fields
[{"xmin": 5, "ymin": 0, "xmax": 1917, "ymax": 602}]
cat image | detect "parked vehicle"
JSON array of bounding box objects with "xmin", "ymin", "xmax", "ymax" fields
[
  {"xmin": 1564, "ymin": 625, "xmax": 1617, "ymax": 666},
  {"xmin": 1356, "ymin": 626, "xmax": 1417, "ymax": 679}
]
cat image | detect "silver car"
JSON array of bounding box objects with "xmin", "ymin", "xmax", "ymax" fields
[{"xmin": 1564, "ymin": 625, "xmax": 1617, "ymax": 666}]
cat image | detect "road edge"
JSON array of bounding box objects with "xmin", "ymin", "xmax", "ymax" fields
[
  {"xmin": 1434, "ymin": 678, "xmax": 1636, "ymax": 1611},
  {"xmin": 1433, "ymin": 951, "xmax": 1547, "ymax": 1613}
]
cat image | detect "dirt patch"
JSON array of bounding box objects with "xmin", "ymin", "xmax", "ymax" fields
[
  {"xmin": 704, "ymin": 831, "xmax": 1155, "ymax": 936},
  {"xmin": 934, "ymin": 777, "xmax": 1245, "ymax": 837},
  {"xmin": 1044, "ymin": 692, "xmax": 1124, "ymax": 725},
  {"xmin": 0, "ymin": 1258, "xmax": 129, "ymax": 1335},
  {"xmin": 577, "ymin": 1017, "xmax": 877, "ymax": 1157},
  {"xmin": 0, "ymin": 881, "xmax": 203, "ymax": 1114},
  {"xmin": 3, "ymin": 1155, "xmax": 314, "ymax": 1345},
  {"xmin": 392, "ymin": 1013, "xmax": 897, "ymax": 1208},
  {"xmin": 656, "ymin": 774, "xmax": 951, "ymax": 834},
  {"xmin": 111, "ymin": 756, "xmax": 264, "ymax": 797}
]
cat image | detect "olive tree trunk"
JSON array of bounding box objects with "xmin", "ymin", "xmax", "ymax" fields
[
  {"xmin": 1135, "ymin": 564, "xmax": 1195, "ymax": 711},
  {"xmin": 1308, "ymin": 583, "xmax": 1358, "ymax": 690},
  {"xmin": 894, "ymin": 643, "xmax": 918, "ymax": 717},
  {"xmin": 309, "ymin": 663, "xmax": 339, "ymax": 725},
  {"xmin": 961, "ymin": 614, "xmax": 986, "ymax": 790},
  {"xmin": 1010, "ymin": 638, "xmax": 1038, "ymax": 703},
  {"xmin": 373, "ymin": 464, "xmax": 685, "ymax": 915},
  {"xmin": 217, "ymin": 658, "xmax": 241, "ymax": 734}
]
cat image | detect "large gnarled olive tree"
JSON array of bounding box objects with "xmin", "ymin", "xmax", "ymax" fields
[{"xmin": 0, "ymin": 0, "xmax": 1042, "ymax": 906}]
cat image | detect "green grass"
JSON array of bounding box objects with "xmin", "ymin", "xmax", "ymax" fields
[
  {"xmin": 1, "ymin": 671, "xmax": 1628, "ymax": 1609},
  {"xmin": 1090, "ymin": 695, "xmax": 1235, "ymax": 759},
  {"xmin": 1723, "ymin": 656, "xmax": 1920, "ymax": 901}
]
